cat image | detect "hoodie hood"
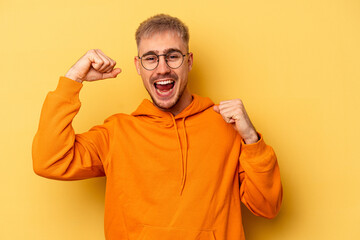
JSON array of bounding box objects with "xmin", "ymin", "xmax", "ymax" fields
[
  {"xmin": 131, "ymin": 94, "xmax": 214, "ymax": 195},
  {"xmin": 131, "ymin": 94, "xmax": 214, "ymax": 124}
]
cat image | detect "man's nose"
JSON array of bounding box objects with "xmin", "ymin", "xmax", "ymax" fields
[{"xmin": 156, "ymin": 56, "xmax": 171, "ymax": 74}]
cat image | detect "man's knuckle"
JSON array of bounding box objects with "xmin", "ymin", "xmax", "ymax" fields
[{"xmin": 96, "ymin": 60, "xmax": 104, "ymax": 67}]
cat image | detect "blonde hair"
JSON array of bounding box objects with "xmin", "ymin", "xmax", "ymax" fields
[{"xmin": 135, "ymin": 14, "xmax": 190, "ymax": 51}]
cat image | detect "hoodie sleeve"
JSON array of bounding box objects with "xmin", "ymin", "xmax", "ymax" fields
[
  {"xmin": 32, "ymin": 77, "xmax": 112, "ymax": 180},
  {"xmin": 239, "ymin": 133, "xmax": 283, "ymax": 219}
]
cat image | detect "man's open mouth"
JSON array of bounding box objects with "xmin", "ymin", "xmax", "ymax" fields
[{"xmin": 154, "ymin": 80, "xmax": 175, "ymax": 95}]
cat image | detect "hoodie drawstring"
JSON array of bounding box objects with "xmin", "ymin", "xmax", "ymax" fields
[
  {"xmin": 170, "ymin": 115, "xmax": 188, "ymax": 196},
  {"xmin": 180, "ymin": 117, "xmax": 188, "ymax": 195}
]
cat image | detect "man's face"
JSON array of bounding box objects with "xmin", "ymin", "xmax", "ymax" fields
[{"xmin": 134, "ymin": 31, "xmax": 193, "ymax": 110}]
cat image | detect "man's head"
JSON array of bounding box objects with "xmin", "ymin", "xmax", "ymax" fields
[
  {"xmin": 135, "ymin": 14, "xmax": 190, "ymax": 52},
  {"xmin": 134, "ymin": 14, "xmax": 193, "ymax": 114}
]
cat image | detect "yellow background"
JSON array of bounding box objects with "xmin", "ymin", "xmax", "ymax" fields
[{"xmin": 1, "ymin": 0, "xmax": 359, "ymax": 239}]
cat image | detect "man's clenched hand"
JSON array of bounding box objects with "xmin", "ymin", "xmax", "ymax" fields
[
  {"xmin": 213, "ymin": 99, "xmax": 259, "ymax": 144},
  {"xmin": 65, "ymin": 49, "xmax": 121, "ymax": 83}
]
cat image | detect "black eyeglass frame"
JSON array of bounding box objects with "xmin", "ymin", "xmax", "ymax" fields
[{"xmin": 138, "ymin": 50, "xmax": 189, "ymax": 71}]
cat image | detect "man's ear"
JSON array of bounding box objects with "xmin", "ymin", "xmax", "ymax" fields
[
  {"xmin": 187, "ymin": 52, "xmax": 193, "ymax": 71},
  {"xmin": 134, "ymin": 56, "xmax": 141, "ymax": 75}
]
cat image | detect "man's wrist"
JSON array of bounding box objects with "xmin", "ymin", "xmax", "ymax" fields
[
  {"xmin": 243, "ymin": 131, "xmax": 259, "ymax": 144},
  {"xmin": 65, "ymin": 72, "xmax": 83, "ymax": 83},
  {"xmin": 73, "ymin": 78, "xmax": 83, "ymax": 83}
]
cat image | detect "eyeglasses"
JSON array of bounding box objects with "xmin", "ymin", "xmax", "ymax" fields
[{"xmin": 138, "ymin": 50, "xmax": 188, "ymax": 71}]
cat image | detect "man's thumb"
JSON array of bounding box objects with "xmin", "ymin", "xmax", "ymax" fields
[
  {"xmin": 213, "ymin": 105, "xmax": 220, "ymax": 113},
  {"xmin": 102, "ymin": 68, "xmax": 122, "ymax": 79}
]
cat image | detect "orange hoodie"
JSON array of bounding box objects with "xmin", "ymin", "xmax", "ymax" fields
[{"xmin": 33, "ymin": 77, "xmax": 282, "ymax": 240}]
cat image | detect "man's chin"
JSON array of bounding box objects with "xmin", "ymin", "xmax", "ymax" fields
[
  {"xmin": 153, "ymin": 99, "xmax": 177, "ymax": 110},
  {"xmin": 147, "ymin": 88, "xmax": 182, "ymax": 112},
  {"xmin": 151, "ymin": 88, "xmax": 177, "ymax": 110}
]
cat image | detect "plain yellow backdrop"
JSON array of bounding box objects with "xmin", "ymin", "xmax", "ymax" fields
[{"xmin": 1, "ymin": 0, "xmax": 359, "ymax": 239}]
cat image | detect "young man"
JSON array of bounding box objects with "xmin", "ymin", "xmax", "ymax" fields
[{"xmin": 33, "ymin": 14, "xmax": 282, "ymax": 240}]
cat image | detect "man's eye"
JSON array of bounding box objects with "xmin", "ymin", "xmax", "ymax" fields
[
  {"xmin": 167, "ymin": 53, "xmax": 181, "ymax": 60},
  {"xmin": 144, "ymin": 56, "xmax": 157, "ymax": 61}
]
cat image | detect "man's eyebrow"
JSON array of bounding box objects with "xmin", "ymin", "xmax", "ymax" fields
[
  {"xmin": 141, "ymin": 51, "xmax": 157, "ymax": 57},
  {"xmin": 163, "ymin": 48, "xmax": 182, "ymax": 54}
]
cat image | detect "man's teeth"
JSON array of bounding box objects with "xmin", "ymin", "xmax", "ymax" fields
[{"xmin": 156, "ymin": 80, "xmax": 174, "ymax": 85}]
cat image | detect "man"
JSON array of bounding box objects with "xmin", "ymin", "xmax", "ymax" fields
[{"xmin": 33, "ymin": 14, "xmax": 282, "ymax": 240}]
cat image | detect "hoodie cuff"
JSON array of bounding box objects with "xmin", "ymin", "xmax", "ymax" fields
[
  {"xmin": 240, "ymin": 132, "xmax": 267, "ymax": 161},
  {"xmin": 52, "ymin": 76, "xmax": 83, "ymax": 103},
  {"xmin": 239, "ymin": 132, "xmax": 277, "ymax": 172}
]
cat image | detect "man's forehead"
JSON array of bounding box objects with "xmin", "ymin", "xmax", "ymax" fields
[{"xmin": 138, "ymin": 31, "xmax": 186, "ymax": 54}]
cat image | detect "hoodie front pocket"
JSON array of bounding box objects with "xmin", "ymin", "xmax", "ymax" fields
[{"xmin": 137, "ymin": 225, "xmax": 216, "ymax": 240}]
